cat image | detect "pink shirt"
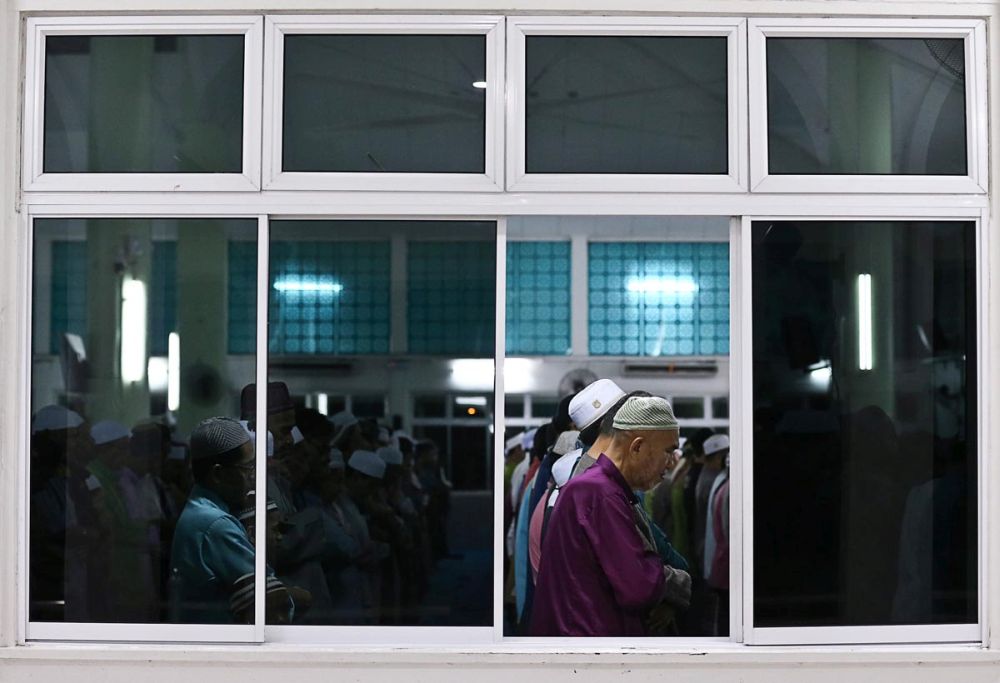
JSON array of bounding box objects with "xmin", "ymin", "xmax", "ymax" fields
[{"xmin": 528, "ymin": 489, "xmax": 550, "ymax": 582}]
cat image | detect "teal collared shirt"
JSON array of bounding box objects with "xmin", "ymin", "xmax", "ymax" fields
[{"xmin": 169, "ymin": 484, "xmax": 256, "ymax": 623}]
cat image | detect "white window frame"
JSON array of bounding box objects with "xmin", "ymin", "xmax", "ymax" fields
[
  {"xmin": 737, "ymin": 208, "xmax": 990, "ymax": 646},
  {"xmin": 747, "ymin": 18, "xmax": 989, "ymax": 194},
  {"xmin": 262, "ymin": 15, "xmax": 505, "ymax": 192},
  {"xmin": 9, "ymin": 9, "xmax": 993, "ymax": 652},
  {"xmin": 22, "ymin": 16, "xmax": 264, "ymax": 193},
  {"xmin": 505, "ymin": 16, "xmax": 748, "ymax": 193},
  {"xmin": 20, "ymin": 207, "xmax": 268, "ymax": 643}
]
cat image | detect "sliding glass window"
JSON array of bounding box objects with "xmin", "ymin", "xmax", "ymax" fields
[
  {"xmin": 30, "ymin": 218, "xmax": 259, "ymax": 633},
  {"xmin": 751, "ymin": 220, "xmax": 977, "ymax": 640}
]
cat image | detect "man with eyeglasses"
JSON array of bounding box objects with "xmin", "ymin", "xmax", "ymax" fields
[
  {"xmin": 168, "ymin": 416, "xmax": 260, "ymax": 623},
  {"xmin": 531, "ymin": 396, "xmax": 691, "ymax": 637}
]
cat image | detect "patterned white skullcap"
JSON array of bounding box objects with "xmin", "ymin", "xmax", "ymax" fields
[
  {"xmin": 569, "ymin": 379, "xmax": 626, "ymax": 430},
  {"xmin": 551, "ymin": 448, "xmax": 582, "ymax": 489},
  {"xmin": 612, "ymin": 396, "xmax": 678, "ymax": 431},
  {"xmin": 91, "ymin": 420, "xmax": 130, "ymax": 446},
  {"xmin": 703, "ymin": 434, "xmax": 730, "ymax": 455},
  {"xmin": 348, "ymin": 450, "xmax": 386, "ymax": 479},
  {"xmin": 32, "ymin": 405, "xmax": 84, "ymax": 434}
]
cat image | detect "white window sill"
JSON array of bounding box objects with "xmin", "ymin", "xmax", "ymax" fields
[{"xmin": 0, "ymin": 641, "xmax": 996, "ymax": 666}]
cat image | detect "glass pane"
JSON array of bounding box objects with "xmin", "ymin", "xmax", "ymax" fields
[
  {"xmin": 31, "ymin": 218, "xmax": 258, "ymax": 624},
  {"xmin": 282, "ymin": 35, "xmax": 486, "ymax": 173},
  {"xmin": 414, "ymin": 395, "xmax": 446, "ymax": 418},
  {"xmin": 767, "ymin": 38, "xmax": 967, "ymax": 175},
  {"xmin": 507, "ymin": 241, "xmax": 571, "ymax": 355},
  {"xmin": 711, "ymin": 396, "xmax": 729, "ymax": 419},
  {"xmin": 267, "ymin": 235, "xmax": 391, "ymax": 355},
  {"xmin": 505, "ymin": 216, "xmax": 731, "ymax": 637},
  {"xmin": 505, "ymin": 397, "xmax": 524, "ymax": 418},
  {"xmin": 263, "ymin": 220, "xmax": 495, "ymax": 626},
  {"xmin": 44, "ymin": 35, "xmax": 245, "ymax": 173},
  {"xmin": 525, "ymin": 36, "xmax": 728, "ymax": 174},
  {"xmin": 671, "ymin": 397, "xmax": 705, "ymax": 419},
  {"xmin": 752, "ymin": 220, "xmax": 977, "ymax": 627},
  {"xmin": 589, "ymin": 241, "xmax": 729, "ymax": 356}
]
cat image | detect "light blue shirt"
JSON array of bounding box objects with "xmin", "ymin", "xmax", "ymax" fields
[{"xmin": 169, "ymin": 484, "xmax": 257, "ymax": 623}]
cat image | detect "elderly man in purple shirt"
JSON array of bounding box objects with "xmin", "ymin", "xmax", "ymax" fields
[{"xmin": 531, "ymin": 396, "xmax": 687, "ymax": 636}]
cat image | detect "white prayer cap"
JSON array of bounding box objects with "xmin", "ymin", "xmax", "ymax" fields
[
  {"xmin": 553, "ymin": 430, "xmax": 581, "ymax": 457},
  {"xmin": 569, "ymin": 379, "xmax": 626, "ymax": 430},
  {"xmin": 32, "ymin": 405, "xmax": 84, "ymax": 434},
  {"xmin": 240, "ymin": 421, "xmax": 274, "ymax": 458},
  {"xmin": 505, "ymin": 433, "xmax": 523, "ymax": 454},
  {"xmin": 329, "ymin": 411, "xmax": 359, "ymax": 444},
  {"xmin": 329, "ymin": 448, "xmax": 345, "ymax": 469},
  {"xmin": 551, "ymin": 448, "xmax": 581, "ymax": 489},
  {"xmin": 703, "ymin": 434, "xmax": 730, "ymax": 455},
  {"xmin": 91, "ymin": 420, "xmax": 130, "ymax": 446},
  {"xmin": 377, "ymin": 427, "xmax": 391, "ymax": 445},
  {"xmin": 377, "ymin": 446, "xmax": 404, "ymax": 466},
  {"xmin": 348, "ymin": 450, "xmax": 385, "ymax": 479},
  {"xmin": 522, "ymin": 428, "xmax": 537, "ymax": 451}
]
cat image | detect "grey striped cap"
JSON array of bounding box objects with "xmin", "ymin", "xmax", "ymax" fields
[{"xmin": 612, "ymin": 396, "xmax": 678, "ymax": 431}]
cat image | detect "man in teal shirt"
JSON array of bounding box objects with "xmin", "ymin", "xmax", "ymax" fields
[{"xmin": 169, "ymin": 417, "xmax": 258, "ymax": 623}]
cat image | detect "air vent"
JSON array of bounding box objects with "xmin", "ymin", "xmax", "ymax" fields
[
  {"xmin": 270, "ymin": 357, "xmax": 355, "ymax": 375},
  {"xmin": 622, "ymin": 360, "xmax": 718, "ymax": 377}
]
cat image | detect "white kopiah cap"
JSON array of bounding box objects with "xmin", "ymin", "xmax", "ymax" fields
[
  {"xmin": 91, "ymin": 420, "xmax": 130, "ymax": 446},
  {"xmin": 569, "ymin": 379, "xmax": 626, "ymax": 431},
  {"xmin": 32, "ymin": 405, "xmax": 85, "ymax": 434},
  {"xmin": 703, "ymin": 433, "xmax": 730, "ymax": 455},
  {"xmin": 348, "ymin": 450, "xmax": 386, "ymax": 479}
]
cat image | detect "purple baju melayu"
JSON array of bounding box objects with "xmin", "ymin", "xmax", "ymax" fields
[{"xmin": 530, "ymin": 454, "xmax": 666, "ymax": 636}]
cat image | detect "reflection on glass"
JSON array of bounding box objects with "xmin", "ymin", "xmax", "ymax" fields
[
  {"xmin": 261, "ymin": 220, "xmax": 495, "ymax": 626},
  {"xmin": 282, "ymin": 35, "xmax": 486, "ymax": 173},
  {"xmin": 504, "ymin": 217, "xmax": 730, "ymax": 637},
  {"xmin": 30, "ymin": 218, "xmax": 257, "ymax": 624},
  {"xmin": 43, "ymin": 35, "xmax": 245, "ymax": 173},
  {"xmin": 507, "ymin": 241, "xmax": 571, "ymax": 355},
  {"xmin": 752, "ymin": 220, "xmax": 977, "ymax": 627},
  {"xmin": 525, "ymin": 36, "xmax": 728, "ymax": 174},
  {"xmin": 767, "ymin": 38, "xmax": 967, "ymax": 175},
  {"xmin": 589, "ymin": 241, "xmax": 729, "ymax": 356}
]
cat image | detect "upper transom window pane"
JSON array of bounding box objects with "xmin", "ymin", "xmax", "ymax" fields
[
  {"xmin": 766, "ymin": 38, "xmax": 967, "ymax": 175},
  {"xmin": 43, "ymin": 35, "xmax": 245, "ymax": 173},
  {"xmin": 282, "ymin": 35, "xmax": 487, "ymax": 173},
  {"xmin": 525, "ymin": 36, "xmax": 728, "ymax": 174}
]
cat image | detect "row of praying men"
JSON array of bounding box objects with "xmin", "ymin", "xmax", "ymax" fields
[
  {"xmin": 28, "ymin": 381, "xmax": 454, "ymax": 625},
  {"xmin": 503, "ymin": 379, "xmax": 731, "ymax": 637}
]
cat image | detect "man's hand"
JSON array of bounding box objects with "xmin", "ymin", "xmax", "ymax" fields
[{"xmin": 661, "ymin": 565, "xmax": 692, "ymax": 610}]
